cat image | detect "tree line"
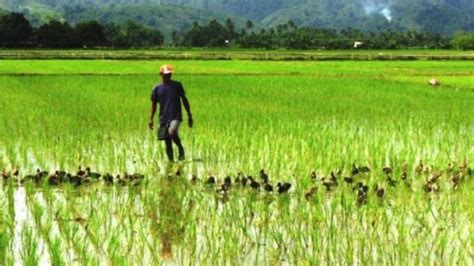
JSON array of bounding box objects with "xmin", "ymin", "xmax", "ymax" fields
[
  {"xmin": 0, "ymin": 12, "xmax": 163, "ymax": 48},
  {"xmin": 1, "ymin": 12, "xmax": 473, "ymax": 50}
]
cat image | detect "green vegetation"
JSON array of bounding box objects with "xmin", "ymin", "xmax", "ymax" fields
[
  {"xmin": 2, "ymin": 11, "xmax": 470, "ymax": 50},
  {"xmin": 1, "ymin": 0, "xmax": 473, "ymax": 35},
  {"xmin": 0, "ymin": 59, "xmax": 473, "ymax": 263}
]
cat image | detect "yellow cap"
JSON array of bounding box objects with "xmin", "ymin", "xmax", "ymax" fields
[{"xmin": 160, "ymin": 64, "xmax": 174, "ymax": 75}]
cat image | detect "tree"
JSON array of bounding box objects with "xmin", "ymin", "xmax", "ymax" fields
[
  {"xmin": 35, "ymin": 20, "xmax": 77, "ymax": 48},
  {"xmin": 245, "ymin": 20, "xmax": 254, "ymax": 30},
  {"xmin": 224, "ymin": 18, "xmax": 236, "ymax": 40},
  {"xmin": 0, "ymin": 12, "xmax": 33, "ymax": 47},
  {"xmin": 121, "ymin": 20, "xmax": 163, "ymax": 47},
  {"xmin": 452, "ymin": 32, "xmax": 474, "ymax": 50},
  {"xmin": 75, "ymin": 20, "xmax": 106, "ymax": 47}
]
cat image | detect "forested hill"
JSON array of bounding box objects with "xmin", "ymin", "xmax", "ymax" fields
[{"xmin": 1, "ymin": 0, "xmax": 473, "ymax": 35}]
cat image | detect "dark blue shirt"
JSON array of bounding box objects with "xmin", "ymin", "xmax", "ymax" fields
[{"xmin": 151, "ymin": 80, "xmax": 185, "ymax": 123}]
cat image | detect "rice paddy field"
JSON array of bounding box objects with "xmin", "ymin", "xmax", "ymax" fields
[{"xmin": 0, "ymin": 58, "xmax": 473, "ymax": 265}]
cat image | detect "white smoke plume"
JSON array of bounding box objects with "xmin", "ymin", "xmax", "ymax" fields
[{"xmin": 360, "ymin": 0, "xmax": 393, "ymax": 22}]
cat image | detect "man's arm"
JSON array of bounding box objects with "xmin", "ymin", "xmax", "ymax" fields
[
  {"xmin": 182, "ymin": 96, "xmax": 193, "ymax": 128},
  {"xmin": 179, "ymin": 83, "xmax": 193, "ymax": 128}
]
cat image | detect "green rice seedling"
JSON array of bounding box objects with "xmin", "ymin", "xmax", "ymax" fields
[{"xmin": 0, "ymin": 58, "xmax": 472, "ymax": 264}]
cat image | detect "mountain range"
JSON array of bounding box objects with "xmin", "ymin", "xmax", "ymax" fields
[{"xmin": 1, "ymin": 0, "xmax": 472, "ymax": 36}]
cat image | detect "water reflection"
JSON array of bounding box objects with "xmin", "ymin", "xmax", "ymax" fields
[{"xmin": 148, "ymin": 166, "xmax": 193, "ymax": 262}]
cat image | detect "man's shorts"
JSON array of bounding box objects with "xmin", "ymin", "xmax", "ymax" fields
[{"xmin": 158, "ymin": 120, "xmax": 181, "ymax": 140}]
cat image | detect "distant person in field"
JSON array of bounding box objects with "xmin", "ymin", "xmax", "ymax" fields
[{"xmin": 149, "ymin": 64, "xmax": 193, "ymax": 162}]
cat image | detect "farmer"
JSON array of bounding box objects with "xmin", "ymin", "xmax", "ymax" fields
[{"xmin": 149, "ymin": 64, "xmax": 193, "ymax": 162}]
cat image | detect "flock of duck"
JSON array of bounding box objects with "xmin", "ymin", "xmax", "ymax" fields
[
  {"xmin": 174, "ymin": 159, "xmax": 471, "ymax": 204},
  {"xmin": 1, "ymin": 159, "xmax": 471, "ymax": 205},
  {"xmin": 1, "ymin": 166, "xmax": 144, "ymax": 187}
]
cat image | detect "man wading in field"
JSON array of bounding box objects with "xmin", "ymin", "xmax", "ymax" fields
[{"xmin": 149, "ymin": 64, "xmax": 193, "ymax": 162}]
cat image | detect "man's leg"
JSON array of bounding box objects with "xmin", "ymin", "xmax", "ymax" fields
[
  {"xmin": 164, "ymin": 138, "xmax": 174, "ymax": 162},
  {"xmin": 168, "ymin": 120, "xmax": 185, "ymax": 161},
  {"xmin": 171, "ymin": 135, "xmax": 185, "ymax": 161}
]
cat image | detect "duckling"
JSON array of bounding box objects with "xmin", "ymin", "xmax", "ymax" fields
[
  {"xmin": 131, "ymin": 173, "xmax": 145, "ymax": 180},
  {"xmin": 224, "ymin": 176, "xmax": 232, "ymax": 189},
  {"xmin": 447, "ymin": 162, "xmax": 455, "ymax": 174},
  {"xmin": 330, "ymin": 171, "xmax": 338, "ymax": 183},
  {"xmin": 353, "ymin": 182, "xmax": 364, "ymax": 191},
  {"xmin": 344, "ymin": 176, "xmax": 354, "ymax": 184},
  {"xmin": 103, "ymin": 173, "xmax": 114, "ymax": 185},
  {"xmin": 241, "ymin": 176, "xmax": 248, "ymax": 187},
  {"xmin": 415, "ymin": 160, "xmax": 424, "ymax": 174},
  {"xmin": 423, "ymin": 180, "xmax": 439, "ymax": 193},
  {"xmin": 374, "ymin": 184, "xmax": 385, "ymax": 199},
  {"xmin": 401, "ymin": 170, "xmax": 408, "ymax": 180},
  {"xmin": 206, "ymin": 175, "xmax": 216, "ymax": 186},
  {"xmin": 310, "ymin": 171, "xmax": 317, "ymax": 181},
  {"xmin": 451, "ymin": 172, "xmax": 461, "ymax": 190},
  {"xmin": 48, "ymin": 173, "xmax": 59, "ymax": 186},
  {"xmin": 305, "ymin": 186, "xmax": 318, "ymax": 200},
  {"xmin": 260, "ymin": 169, "xmax": 269, "ymax": 184},
  {"xmin": 2, "ymin": 169, "xmax": 10, "ymax": 181},
  {"xmin": 235, "ymin": 172, "xmax": 243, "ymax": 184},
  {"xmin": 191, "ymin": 174, "xmax": 199, "ymax": 183},
  {"xmin": 357, "ymin": 185, "xmax": 369, "ymax": 205},
  {"xmin": 263, "ymin": 182, "xmax": 273, "ymax": 192},
  {"xmin": 277, "ymin": 182, "xmax": 291, "ymax": 194},
  {"xmin": 387, "ymin": 176, "xmax": 397, "ymax": 187},
  {"xmin": 12, "ymin": 167, "xmax": 19, "ymax": 177},
  {"xmin": 248, "ymin": 176, "xmax": 260, "ymax": 191},
  {"xmin": 175, "ymin": 168, "xmax": 181, "ymax": 176},
  {"xmin": 218, "ymin": 183, "xmax": 230, "ymax": 194},
  {"xmin": 86, "ymin": 167, "xmax": 101, "ymax": 179},
  {"xmin": 428, "ymin": 171, "xmax": 443, "ymax": 184},
  {"xmin": 71, "ymin": 175, "xmax": 83, "ymax": 187},
  {"xmin": 382, "ymin": 166, "xmax": 393, "ymax": 175},
  {"xmin": 117, "ymin": 176, "xmax": 127, "ymax": 186},
  {"xmin": 56, "ymin": 171, "xmax": 67, "ymax": 182},
  {"xmin": 77, "ymin": 166, "xmax": 86, "ymax": 177},
  {"xmin": 323, "ymin": 177, "xmax": 336, "ymax": 191},
  {"xmin": 351, "ymin": 164, "xmax": 360, "ymax": 176},
  {"xmin": 359, "ymin": 165, "xmax": 371, "ymax": 173}
]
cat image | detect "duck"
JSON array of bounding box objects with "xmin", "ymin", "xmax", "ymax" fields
[
  {"xmin": 86, "ymin": 167, "xmax": 101, "ymax": 179},
  {"xmin": 359, "ymin": 165, "xmax": 371, "ymax": 173},
  {"xmin": 224, "ymin": 176, "xmax": 232, "ymax": 189},
  {"xmin": 415, "ymin": 160, "xmax": 424, "ymax": 174},
  {"xmin": 103, "ymin": 173, "xmax": 114, "ymax": 185},
  {"xmin": 260, "ymin": 169, "xmax": 269, "ymax": 184},
  {"xmin": 357, "ymin": 185, "xmax": 369, "ymax": 205},
  {"xmin": 235, "ymin": 172, "xmax": 243, "ymax": 183},
  {"xmin": 206, "ymin": 175, "xmax": 216, "ymax": 185},
  {"xmin": 451, "ymin": 172, "xmax": 461, "ymax": 190},
  {"xmin": 77, "ymin": 166, "xmax": 86, "ymax": 177},
  {"xmin": 387, "ymin": 176, "xmax": 397, "ymax": 187},
  {"xmin": 241, "ymin": 176, "xmax": 248, "ymax": 187},
  {"xmin": 305, "ymin": 186, "xmax": 317, "ymax": 200},
  {"xmin": 382, "ymin": 166, "xmax": 393, "ymax": 175},
  {"xmin": 263, "ymin": 182, "xmax": 273, "ymax": 192},
  {"xmin": 344, "ymin": 176, "xmax": 354, "ymax": 184},
  {"xmin": 374, "ymin": 184, "xmax": 385, "ymax": 198},
  {"xmin": 2, "ymin": 169, "xmax": 10, "ymax": 181},
  {"xmin": 310, "ymin": 171, "xmax": 317, "ymax": 181},
  {"xmin": 48, "ymin": 173, "xmax": 59, "ymax": 186},
  {"xmin": 351, "ymin": 164, "xmax": 360, "ymax": 176},
  {"xmin": 277, "ymin": 182, "xmax": 291, "ymax": 194},
  {"xmin": 248, "ymin": 176, "xmax": 260, "ymax": 191}
]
